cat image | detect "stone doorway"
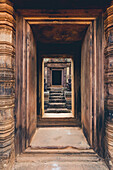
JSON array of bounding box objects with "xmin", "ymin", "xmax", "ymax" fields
[
  {"xmin": 43, "ymin": 57, "xmax": 73, "ymax": 118},
  {"xmin": 52, "ymin": 70, "xmax": 62, "ymax": 85},
  {"xmin": 14, "ymin": 9, "xmax": 104, "ymax": 152},
  {"xmin": 15, "ymin": 10, "xmax": 104, "ymax": 151}
]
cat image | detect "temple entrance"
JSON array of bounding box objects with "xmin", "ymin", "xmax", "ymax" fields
[
  {"xmin": 43, "ymin": 57, "xmax": 73, "ymax": 118},
  {"xmin": 10, "ymin": 6, "xmax": 107, "ymax": 170},
  {"xmin": 52, "ymin": 70, "xmax": 62, "ymax": 85}
]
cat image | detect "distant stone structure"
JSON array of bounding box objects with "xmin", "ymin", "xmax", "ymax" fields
[
  {"xmin": 44, "ymin": 58, "xmax": 71, "ymax": 88},
  {"xmin": 44, "ymin": 58, "xmax": 72, "ymax": 113}
]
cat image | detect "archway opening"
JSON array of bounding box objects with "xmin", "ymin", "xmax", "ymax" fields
[
  {"xmin": 43, "ymin": 57, "xmax": 73, "ymax": 118},
  {"xmin": 15, "ymin": 9, "xmax": 105, "ymax": 159}
]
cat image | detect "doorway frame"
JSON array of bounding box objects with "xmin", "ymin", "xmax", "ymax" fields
[
  {"xmin": 16, "ymin": 9, "xmax": 102, "ymax": 149},
  {"xmin": 42, "ymin": 55, "xmax": 74, "ymax": 118},
  {"xmin": 17, "ymin": 10, "xmax": 93, "ymax": 119}
]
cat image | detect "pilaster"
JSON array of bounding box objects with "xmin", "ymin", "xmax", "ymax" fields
[
  {"xmin": 0, "ymin": 0, "xmax": 15, "ymax": 169},
  {"xmin": 104, "ymin": 1, "xmax": 113, "ymax": 168}
]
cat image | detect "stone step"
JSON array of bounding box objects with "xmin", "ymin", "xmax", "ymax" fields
[
  {"xmin": 37, "ymin": 117, "xmax": 81, "ymax": 127},
  {"xmin": 50, "ymin": 90, "xmax": 63, "ymax": 93},
  {"xmin": 45, "ymin": 108, "xmax": 71, "ymax": 113},
  {"xmin": 17, "ymin": 148, "xmax": 100, "ymax": 163},
  {"xmin": 50, "ymin": 93, "xmax": 64, "ymax": 96},
  {"xmin": 25, "ymin": 147, "xmax": 95, "ymax": 155},
  {"xmin": 49, "ymin": 102, "xmax": 66, "ymax": 105},
  {"xmin": 49, "ymin": 96, "xmax": 65, "ymax": 99},
  {"xmin": 50, "ymin": 88, "xmax": 64, "ymax": 91},
  {"xmin": 37, "ymin": 119, "xmax": 80, "ymax": 126},
  {"xmin": 15, "ymin": 150, "xmax": 108, "ymax": 170},
  {"xmin": 49, "ymin": 99, "xmax": 66, "ymax": 103},
  {"xmin": 49, "ymin": 106, "xmax": 66, "ymax": 109},
  {"xmin": 49, "ymin": 103, "xmax": 66, "ymax": 108},
  {"xmin": 50, "ymin": 90, "xmax": 64, "ymax": 92}
]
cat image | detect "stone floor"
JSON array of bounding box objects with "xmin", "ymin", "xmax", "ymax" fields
[
  {"xmin": 14, "ymin": 127, "xmax": 108, "ymax": 170},
  {"xmin": 30, "ymin": 127, "xmax": 90, "ymax": 149}
]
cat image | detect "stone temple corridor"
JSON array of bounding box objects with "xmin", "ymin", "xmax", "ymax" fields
[
  {"xmin": 1, "ymin": 0, "xmax": 113, "ymax": 170},
  {"xmin": 14, "ymin": 127, "xmax": 108, "ymax": 170}
]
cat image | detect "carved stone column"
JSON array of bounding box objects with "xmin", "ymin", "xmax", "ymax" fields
[
  {"xmin": 104, "ymin": 1, "xmax": 113, "ymax": 168},
  {"xmin": 63, "ymin": 67, "xmax": 67, "ymax": 87},
  {"xmin": 0, "ymin": 0, "xmax": 15, "ymax": 169}
]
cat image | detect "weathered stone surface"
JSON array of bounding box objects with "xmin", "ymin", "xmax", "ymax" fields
[
  {"xmin": 104, "ymin": 2, "xmax": 113, "ymax": 169},
  {"xmin": 30, "ymin": 127, "xmax": 90, "ymax": 149},
  {"xmin": 0, "ymin": 0, "xmax": 15, "ymax": 169},
  {"xmin": 14, "ymin": 127, "xmax": 108, "ymax": 170}
]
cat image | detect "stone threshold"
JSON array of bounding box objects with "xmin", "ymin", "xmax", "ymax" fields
[{"xmin": 43, "ymin": 113, "xmax": 73, "ymax": 118}]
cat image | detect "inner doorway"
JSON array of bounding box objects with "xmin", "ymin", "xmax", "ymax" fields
[
  {"xmin": 52, "ymin": 70, "xmax": 62, "ymax": 85},
  {"xmin": 43, "ymin": 57, "xmax": 73, "ymax": 118}
]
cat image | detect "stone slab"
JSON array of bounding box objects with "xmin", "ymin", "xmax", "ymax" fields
[
  {"xmin": 30, "ymin": 127, "xmax": 90, "ymax": 149},
  {"xmin": 14, "ymin": 153, "xmax": 108, "ymax": 170}
]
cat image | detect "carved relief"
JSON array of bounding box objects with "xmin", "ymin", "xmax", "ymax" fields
[
  {"xmin": 104, "ymin": 2, "xmax": 113, "ymax": 168},
  {"xmin": 0, "ymin": 0, "xmax": 15, "ymax": 169}
]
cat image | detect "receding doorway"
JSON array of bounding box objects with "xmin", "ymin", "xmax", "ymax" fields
[
  {"xmin": 42, "ymin": 57, "xmax": 74, "ymax": 118},
  {"xmin": 52, "ymin": 70, "xmax": 62, "ymax": 86}
]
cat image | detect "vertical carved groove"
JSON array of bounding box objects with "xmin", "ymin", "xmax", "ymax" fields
[
  {"xmin": 0, "ymin": 0, "xmax": 15, "ymax": 169},
  {"xmin": 104, "ymin": 2, "xmax": 113, "ymax": 168}
]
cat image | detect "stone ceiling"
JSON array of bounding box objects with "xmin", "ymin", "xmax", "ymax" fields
[
  {"xmin": 32, "ymin": 24, "xmax": 88, "ymax": 43},
  {"xmin": 16, "ymin": 0, "xmax": 111, "ymax": 44}
]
